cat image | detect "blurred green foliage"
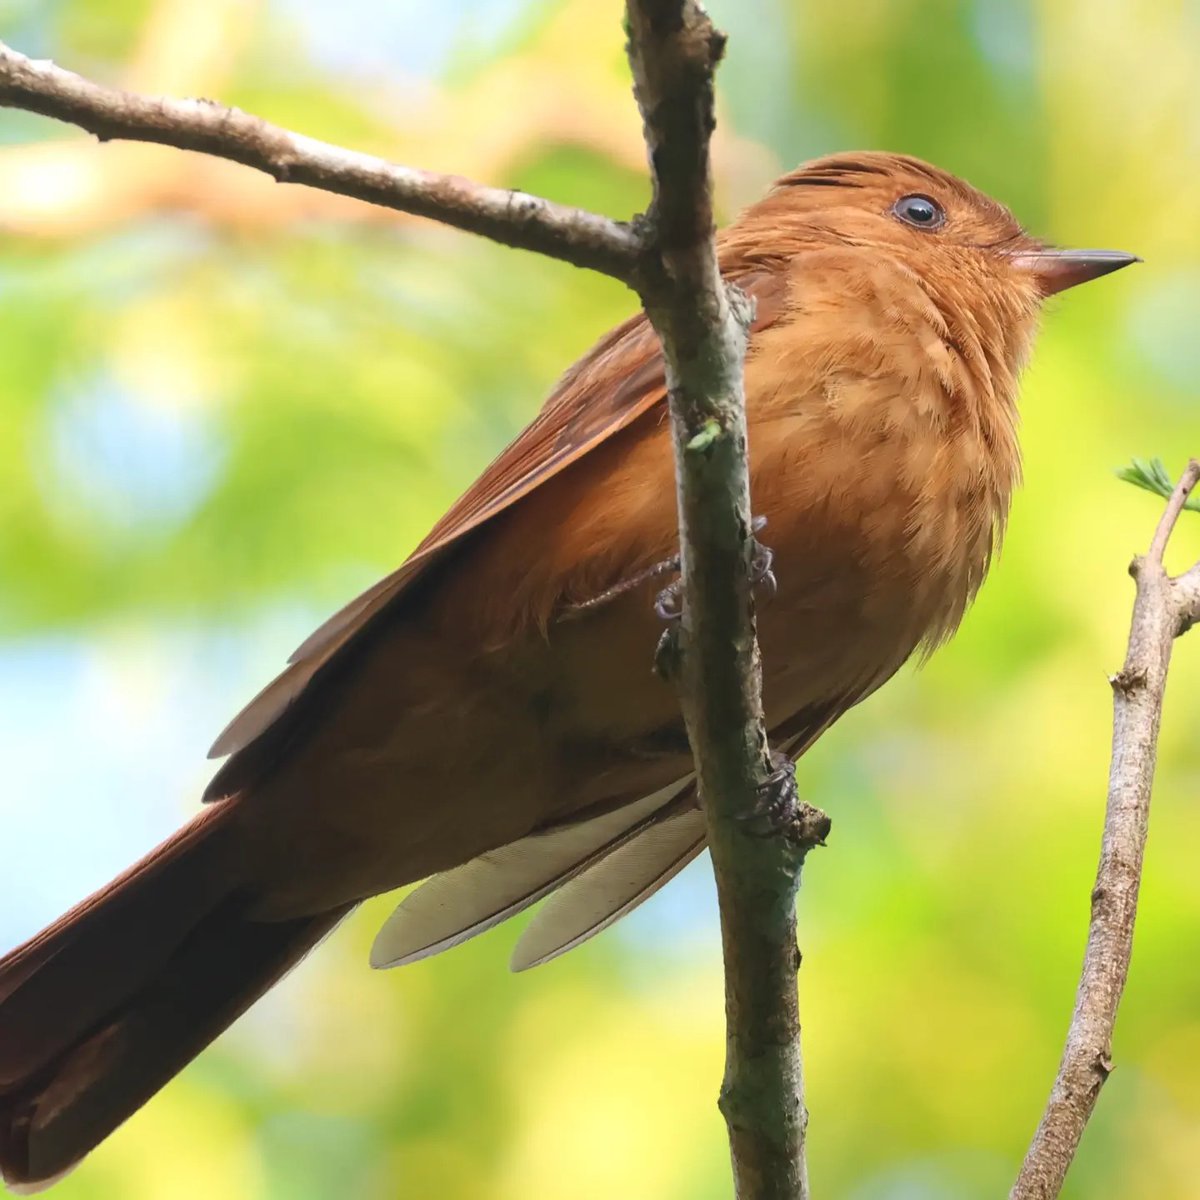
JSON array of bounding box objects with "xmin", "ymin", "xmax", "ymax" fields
[
  {"xmin": 1, "ymin": 1, "xmax": 1199, "ymax": 1198},
  {"xmin": 1117, "ymin": 458, "xmax": 1200, "ymax": 512}
]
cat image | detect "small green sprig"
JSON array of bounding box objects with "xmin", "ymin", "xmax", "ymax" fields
[{"xmin": 1115, "ymin": 457, "xmax": 1200, "ymax": 513}]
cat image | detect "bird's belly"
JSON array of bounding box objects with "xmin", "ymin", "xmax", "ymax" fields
[
  {"xmin": 755, "ymin": 537, "xmax": 929, "ymax": 723},
  {"xmin": 535, "ymin": 528, "xmax": 946, "ymax": 786}
]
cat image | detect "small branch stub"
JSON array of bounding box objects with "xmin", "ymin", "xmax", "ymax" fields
[{"xmin": 789, "ymin": 804, "xmax": 833, "ymax": 851}]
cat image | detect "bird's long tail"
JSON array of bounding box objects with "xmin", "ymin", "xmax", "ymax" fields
[{"xmin": 0, "ymin": 803, "xmax": 347, "ymax": 1192}]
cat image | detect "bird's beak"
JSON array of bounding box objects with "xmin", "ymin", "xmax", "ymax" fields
[{"xmin": 1012, "ymin": 248, "xmax": 1141, "ymax": 297}]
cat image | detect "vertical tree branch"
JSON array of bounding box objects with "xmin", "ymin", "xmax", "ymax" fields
[
  {"xmin": 625, "ymin": 5, "xmax": 824, "ymax": 1197},
  {"xmin": 1011, "ymin": 459, "xmax": 1200, "ymax": 1199}
]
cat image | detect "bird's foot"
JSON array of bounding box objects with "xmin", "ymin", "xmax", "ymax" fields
[
  {"xmin": 654, "ymin": 576, "xmax": 685, "ymax": 622},
  {"xmin": 738, "ymin": 750, "xmax": 832, "ymax": 850},
  {"xmin": 749, "ymin": 513, "xmax": 777, "ymax": 598},
  {"xmin": 564, "ymin": 554, "xmax": 680, "ymax": 618},
  {"xmin": 569, "ymin": 516, "xmax": 775, "ymax": 624},
  {"xmin": 738, "ymin": 749, "xmax": 800, "ymax": 836},
  {"xmin": 654, "ymin": 514, "xmax": 777, "ymax": 622}
]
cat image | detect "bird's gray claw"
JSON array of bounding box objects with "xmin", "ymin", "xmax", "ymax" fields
[
  {"xmin": 653, "ymin": 515, "xmax": 773, "ymax": 622},
  {"xmin": 654, "ymin": 578, "xmax": 684, "ymax": 622},
  {"xmin": 738, "ymin": 749, "xmax": 799, "ymax": 836},
  {"xmin": 750, "ymin": 515, "xmax": 777, "ymax": 598}
]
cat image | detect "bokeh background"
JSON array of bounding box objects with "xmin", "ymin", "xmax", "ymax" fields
[{"xmin": 1, "ymin": 0, "xmax": 1198, "ymax": 1196}]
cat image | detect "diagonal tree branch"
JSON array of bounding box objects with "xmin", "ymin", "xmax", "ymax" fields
[
  {"xmin": 0, "ymin": 40, "xmax": 644, "ymax": 279},
  {"xmin": 1010, "ymin": 458, "xmax": 1200, "ymax": 1200},
  {"xmin": 1, "ymin": 9, "xmax": 819, "ymax": 1198}
]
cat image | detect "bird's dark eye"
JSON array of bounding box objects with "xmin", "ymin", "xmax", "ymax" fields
[{"xmin": 892, "ymin": 194, "xmax": 945, "ymax": 231}]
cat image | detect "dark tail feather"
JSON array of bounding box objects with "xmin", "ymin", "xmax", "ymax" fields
[{"xmin": 0, "ymin": 804, "xmax": 347, "ymax": 1191}]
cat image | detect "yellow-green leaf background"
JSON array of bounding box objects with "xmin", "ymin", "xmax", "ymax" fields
[{"xmin": 1, "ymin": 1, "xmax": 1198, "ymax": 1196}]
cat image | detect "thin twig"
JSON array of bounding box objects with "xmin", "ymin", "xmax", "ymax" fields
[
  {"xmin": 1011, "ymin": 458, "xmax": 1200, "ymax": 1199},
  {"xmin": 0, "ymin": 41, "xmax": 644, "ymax": 281},
  {"xmin": 1147, "ymin": 462, "xmax": 1200, "ymax": 564},
  {"xmin": 626, "ymin": 4, "xmax": 819, "ymax": 1197}
]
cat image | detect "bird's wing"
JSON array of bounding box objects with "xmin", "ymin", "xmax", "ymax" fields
[
  {"xmin": 503, "ymin": 701, "xmax": 856, "ymax": 968},
  {"xmin": 370, "ymin": 778, "xmax": 694, "ymax": 968},
  {"xmin": 371, "ymin": 691, "xmax": 848, "ymax": 969},
  {"xmin": 206, "ymin": 266, "xmax": 790, "ymax": 777},
  {"xmin": 509, "ymin": 805, "xmax": 707, "ymax": 971}
]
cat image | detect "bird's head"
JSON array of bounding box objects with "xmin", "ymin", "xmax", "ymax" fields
[
  {"xmin": 729, "ymin": 152, "xmax": 1138, "ymax": 402},
  {"xmin": 751, "ymin": 150, "xmax": 1138, "ymax": 312}
]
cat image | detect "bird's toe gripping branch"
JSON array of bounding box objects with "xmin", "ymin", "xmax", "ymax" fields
[
  {"xmin": 654, "ymin": 513, "xmax": 776, "ymax": 621},
  {"xmin": 748, "ymin": 512, "xmax": 777, "ymax": 597},
  {"xmin": 565, "ymin": 514, "xmax": 775, "ymax": 624},
  {"xmin": 738, "ymin": 749, "xmax": 800, "ymax": 836},
  {"xmin": 734, "ymin": 749, "xmax": 833, "ymax": 856}
]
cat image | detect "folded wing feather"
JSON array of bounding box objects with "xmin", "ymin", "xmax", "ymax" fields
[
  {"xmin": 370, "ymin": 778, "xmax": 694, "ymax": 969},
  {"xmin": 510, "ymin": 807, "xmax": 707, "ymax": 971}
]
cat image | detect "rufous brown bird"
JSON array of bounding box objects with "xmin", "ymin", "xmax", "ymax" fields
[{"xmin": 0, "ymin": 153, "xmax": 1136, "ymax": 1190}]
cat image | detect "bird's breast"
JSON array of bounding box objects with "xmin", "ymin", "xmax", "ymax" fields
[{"xmin": 746, "ymin": 349, "xmax": 1016, "ymax": 722}]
